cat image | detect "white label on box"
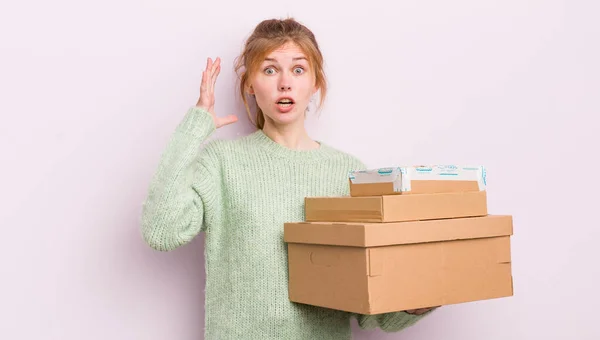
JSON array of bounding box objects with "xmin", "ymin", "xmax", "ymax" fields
[
  {"xmin": 349, "ymin": 167, "xmax": 403, "ymax": 192},
  {"xmin": 349, "ymin": 165, "xmax": 487, "ymax": 192}
]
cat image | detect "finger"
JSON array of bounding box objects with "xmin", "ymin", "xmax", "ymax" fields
[
  {"xmin": 200, "ymin": 70, "xmax": 208, "ymax": 95},
  {"xmin": 206, "ymin": 58, "xmax": 213, "ymax": 93},
  {"xmin": 208, "ymin": 57, "xmax": 216, "ymax": 80},
  {"xmin": 414, "ymin": 308, "xmax": 433, "ymax": 315},
  {"xmin": 211, "ymin": 58, "xmax": 221, "ymax": 88},
  {"xmin": 211, "ymin": 56, "xmax": 219, "ymax": 71},
  {"xmin": 211, "ymin": 64, "xmax": 220, "ymax": 90},
  {"xmin": 210, "ymin": 57, "xmax": 219, "ymax": 85},
  {"xmin": 204, "ymin": 57, "xmax": 212, "ymax": 79}
]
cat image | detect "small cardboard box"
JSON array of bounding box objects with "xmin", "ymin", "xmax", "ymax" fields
[
  {"xmin": 305, "ymin": 191, "xmax": 487, "ymax": 223},
  {"xmin": 284, "ymin": 215, "xmax": 513, "ymax": 315},
  {"xmin": 349, "ymin": 165, "xmax": 486, "ymax": 197}
]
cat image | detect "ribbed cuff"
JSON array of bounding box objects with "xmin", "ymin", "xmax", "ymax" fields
[
  {"xmin": 357, "ymin": 308, "xmax": 435, "ymax": 332},
  {"xmin": 178, "ymin": 106, "xmax": 216, "ymax": 139},
  {"xmin": 378, "ymin": 312, "xmax": 421, "ymax": 331}
]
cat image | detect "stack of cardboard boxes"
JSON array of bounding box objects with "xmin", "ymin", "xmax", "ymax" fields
[{"xmin": 284, "ymin": 165, "xmax": 513, "ymax": 315}]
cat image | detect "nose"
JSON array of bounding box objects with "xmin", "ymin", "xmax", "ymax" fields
[{"xmin": 278, "ymin": 73, "xmax": 292, "ymax": 91}]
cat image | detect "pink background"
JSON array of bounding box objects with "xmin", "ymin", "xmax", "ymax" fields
[{"xmin": 1, "ymin": 1, "xmax": 598, "ymax": 339}]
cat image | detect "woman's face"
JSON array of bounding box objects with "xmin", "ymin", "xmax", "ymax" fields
[{"xmin": 248, "ymin": 42, "xmax": 317, "ymax": 127}]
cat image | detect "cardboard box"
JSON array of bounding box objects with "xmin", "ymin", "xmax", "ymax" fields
[
  {"xmin": 349, "ymin": 165, "xmax": 486, "ymax": 197},
  {"xmin": 284, "ymin": 215, "xmax": 513, "ymax": 315},
  {"xmin": 305, "ymin": 191, "xmax": 487, "ymax": 223}
]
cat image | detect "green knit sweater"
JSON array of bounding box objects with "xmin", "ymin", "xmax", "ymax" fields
[{"xmin": 141, "ymin": 106, "xmax": 430, "ymax": 339}]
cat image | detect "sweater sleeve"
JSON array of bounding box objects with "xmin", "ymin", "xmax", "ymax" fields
[
  {"xmin": 353, "ymin": 309, "xmax": 435, "ymax": 332},
  {"xmin": 141, "ymin": 106, "xmax": 221, "ymax": 251}
]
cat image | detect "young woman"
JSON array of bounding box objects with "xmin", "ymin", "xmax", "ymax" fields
[{"xmin": 141, "ymin": 17, "xmax": 435, "ymax": 340}]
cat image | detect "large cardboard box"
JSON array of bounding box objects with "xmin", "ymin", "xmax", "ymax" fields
[
  {"xmin": 349, "ymin": 165, "xmax": 486, "ymax": 197},
  {"xmin": 284, "ymin": 215, "xmax": 514, "ymax": 315},
  {"xmin": 305, "ymin": 191, "xmax": 487, "ymax": 223}
]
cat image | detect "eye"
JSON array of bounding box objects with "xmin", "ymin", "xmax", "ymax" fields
[
  {"xmin": 264, "ymin": 67, "xmax": 276, "ymax": 75},
  {"xmin": 293, "ymin": 67, "xmax": 305, "ymax": 74}
]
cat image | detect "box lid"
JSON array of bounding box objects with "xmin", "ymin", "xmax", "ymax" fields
[
  {"xmin": 284, "ymin": 215, "xmax": 512, "ymax": 247},
  {"xmin": 348, "ymin": 165, "xmax": 486, "ymax": 194}
]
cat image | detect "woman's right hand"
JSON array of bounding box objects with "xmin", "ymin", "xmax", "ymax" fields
[{"xmin": 196, "ymin": 57, "xmax": 238, "ymax": 128}]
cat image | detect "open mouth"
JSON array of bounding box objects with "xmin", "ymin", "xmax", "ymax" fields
[{"xmin": 277, "ymin": 98, "xmax": 295, "ymax": 107}]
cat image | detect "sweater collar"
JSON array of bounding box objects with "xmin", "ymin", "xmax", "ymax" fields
[{"xmin": 249, "ymin": 129, "xmax": 334, "ymax": 161}]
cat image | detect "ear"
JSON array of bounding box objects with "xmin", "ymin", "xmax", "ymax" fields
[{"xmin": 247, "ymin": 84, "xmax": 255, "ymax": 95}]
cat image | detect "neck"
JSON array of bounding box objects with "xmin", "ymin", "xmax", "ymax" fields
[{"xmin": 261, "ymin": 119, "xmax": 319, "ymax": 151}]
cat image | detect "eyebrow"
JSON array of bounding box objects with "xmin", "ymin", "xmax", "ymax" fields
[{"xmin": 264, "ymin": 56, "xmax": 308, "ymax": 62}]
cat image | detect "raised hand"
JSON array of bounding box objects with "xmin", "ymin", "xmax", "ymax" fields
[{"xmin": 196, "ymin": 57, "xmax": 238, "ymax": 128}]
